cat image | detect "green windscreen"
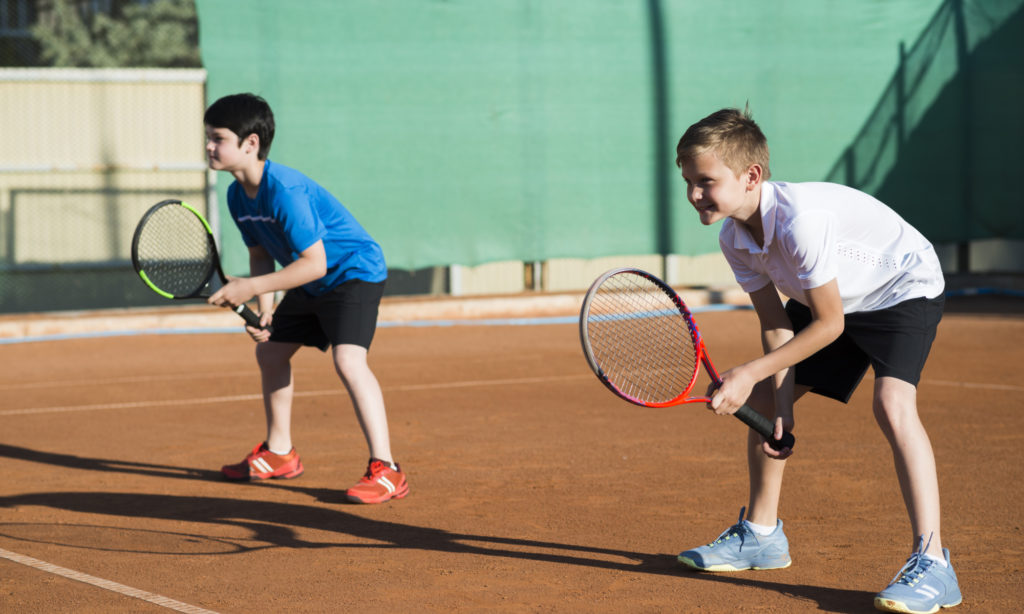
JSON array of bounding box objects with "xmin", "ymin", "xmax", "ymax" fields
[{"xmin": 196, "ymin": 0, "xmax": 1023, "ymax": 274}]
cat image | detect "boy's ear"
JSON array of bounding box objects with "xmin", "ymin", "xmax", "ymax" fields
[
  {"xmin": 243, "ymin": 132, "xmax": 260, "ymax": 155},
  {"xmin": 744, "ymin": 163, "xmax": 763, "ymax": 190}
]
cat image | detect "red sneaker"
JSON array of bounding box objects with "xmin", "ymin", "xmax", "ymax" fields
[
  {"xmin": 345, "ymin": 459, "xmax": 409, "ymax": 504},
  {"xmin": 221, "ymin": 442, "xmax": 304, "ymax": 481}
]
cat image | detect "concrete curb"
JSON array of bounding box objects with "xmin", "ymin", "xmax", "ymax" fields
[{"xmin": 0, "ymin": 287, "xmax": 752, "ymax": 341}]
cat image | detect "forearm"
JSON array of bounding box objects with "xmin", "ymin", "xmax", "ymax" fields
[
  {"xmin": 747, "ymin": 318, "xmax": 840, "ymax": 384},
  {"xmin": 213, "ymin": 242, "xmax": 328, "ymax": 314},
  {"xmin": 248, "ymin": 250, "xmax": 277, "ymax": 315},
  {"xmin": 248, "ymin": 256, "xmax": 324, "ymax": 297},
  {"xmin": 761, "ymin": 326, "xmax": 795, "ymax": 417},
  {"xmin": 744, "ymin": 281, "xmax": 845, "ymax": 387},
  {"xmin": 245, "ymin": 240, "xmax": 327, "ymax": 301}
]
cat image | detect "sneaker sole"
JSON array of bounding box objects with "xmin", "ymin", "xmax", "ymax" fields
[
  {"xmin": 345, "ymin": 482, "xmax": 410, "ymax": 504},
  {"xmin": 873, "ymin": 596, "xmax": 962, "ymax": 614},
  {"xmin": 677, "ymin": 554, "xmax": 792, "ymax": 572},
  {"xmin": 222, "ymin": 462, "xmax": 304, "ymax": 482}
]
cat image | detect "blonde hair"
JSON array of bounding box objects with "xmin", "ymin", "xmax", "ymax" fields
[{"xmin": 675, "ymin": 107, "xmax": 771, "ymax": 179}]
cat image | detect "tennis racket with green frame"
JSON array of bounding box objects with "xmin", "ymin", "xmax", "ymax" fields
[{"xmin": 131, "ymin": 199, "xmax": 266, "ymax": 329}]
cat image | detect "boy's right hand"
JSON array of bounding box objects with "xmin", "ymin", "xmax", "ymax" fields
[{"xmin": 708, "ymin": 365, "xmax": 757, "ymax": 416}]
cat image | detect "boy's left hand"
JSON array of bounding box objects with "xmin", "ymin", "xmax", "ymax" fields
[
  {"xmin": 761, "ymin": 415, "xmax": 795, "ymax": 459},
  {"xmin": 245, "ymin": 311, "xmax": 273, "ymax": 343},
  {"xmin": 209, "ymin": 276, "xmax": 257, "ymax": 311}
]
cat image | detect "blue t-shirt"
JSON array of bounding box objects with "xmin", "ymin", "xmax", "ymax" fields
[{"xmin": 226, "ymin": 159, "xmax": 386, "ymax": 296}]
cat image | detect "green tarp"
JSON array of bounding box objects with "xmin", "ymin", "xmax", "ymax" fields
[{"xmin": 196, "ymin": 0, "xmax": 1023, "ymax": 274}]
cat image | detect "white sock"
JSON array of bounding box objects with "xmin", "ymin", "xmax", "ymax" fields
[
  {"xmin": 743, "ymin": 519, "xmax": 776, "ymax": 536},
  {"xmin": 924, "ymin": 553, "xmax": 948, "ymax": 567},
  {"xmin": 268, "ymin": 447, "xmax": 291, "ymax": 455}
]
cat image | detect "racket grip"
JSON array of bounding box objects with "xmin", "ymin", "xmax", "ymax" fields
[
  {"xmin": 235, "ymin": 304, "xmax": 273, "ymax": 333},
  {"xmin": 734, "ymin": 404, "xmax": 795, "ymax": 451}
]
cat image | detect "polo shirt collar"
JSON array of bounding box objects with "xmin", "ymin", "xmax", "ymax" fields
[{"xmin": 729, "ymin": 182, "xmax": 777, "ymax": 254}]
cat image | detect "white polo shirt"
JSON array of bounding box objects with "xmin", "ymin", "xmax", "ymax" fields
[{"xmin": 720, "ymin": 181, "xmax": 944, "ymax": 313}]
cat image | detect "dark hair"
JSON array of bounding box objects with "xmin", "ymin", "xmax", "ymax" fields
[
  {"xmin": 204, "ymin": 93, "xmax": 275, "ymax": 160},
  {"xmin": 676, "ymin": 107, "xmax": 771, "ymax": 179}
]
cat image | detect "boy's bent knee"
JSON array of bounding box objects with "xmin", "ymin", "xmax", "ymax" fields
[
  {"xmin": 872, "ymin": 377, "xmax": 921, "ymax": 431},
  {"xmin": 256, "ymin": 341, "xmax": 299, "ymax": 368},
  {"xmin": 332, "ymin": 344, "xmax": 370, "ymax": 378}
]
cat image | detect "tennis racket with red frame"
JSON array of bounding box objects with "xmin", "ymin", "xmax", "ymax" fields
[{"xmin": 579, "ymin": 267, "xmax": 794, "ymax": 450}]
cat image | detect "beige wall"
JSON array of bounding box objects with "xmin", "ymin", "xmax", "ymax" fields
[{"xmin": 0, "ymin": 68, "xmax": 208, "ymax": 267}]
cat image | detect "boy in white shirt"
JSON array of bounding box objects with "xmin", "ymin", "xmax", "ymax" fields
[{"xmin": 674, "ymin": 108, "xmax": 960, "ymax": 614}]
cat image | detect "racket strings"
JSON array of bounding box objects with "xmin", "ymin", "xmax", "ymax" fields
[
  {"xmin": 585, "ymin": 274, "xmax": 700, "ymax": 404},
  {"xmin": 135, "ymin": 205, "xmax": 215, "ymax": 296}
]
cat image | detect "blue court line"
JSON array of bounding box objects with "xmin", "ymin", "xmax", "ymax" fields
[
  {"xmin": 3, "ymin": 286, "xmax": 1021, "ymax": 345},
  {"xmin": 945, "ymin": 287, "xmax": 1024, "ymax": 298}
]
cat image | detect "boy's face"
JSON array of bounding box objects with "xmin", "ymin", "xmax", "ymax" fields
[
  {"xmin": 679, "ymin": 151, "xmax": 759, "ymax": 226},
  {"xmin": 205, "ymin": 125, "xmax": 257, "ymax": 171}
]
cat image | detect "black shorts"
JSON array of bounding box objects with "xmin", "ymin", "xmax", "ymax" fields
[
  {"xmin": 786, "ymin": 295, "xmax": 944, "ymax": 403},
  {"xmin": 268, "ymin": 279, "xmax": 385, "ymax": 351}
]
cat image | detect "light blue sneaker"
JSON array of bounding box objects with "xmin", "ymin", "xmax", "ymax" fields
[
  {"xmin": 677, "ymin": 507, "xmax": 791, "ymax": 571},
  {"xmin": 874, "ymin": 535, "xmax": 962, "ymax": 613}
]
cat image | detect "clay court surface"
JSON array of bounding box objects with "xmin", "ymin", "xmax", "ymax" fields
[{"xmin": 0, "ymin": 294, "xmax": 1021, "ymax": 613}]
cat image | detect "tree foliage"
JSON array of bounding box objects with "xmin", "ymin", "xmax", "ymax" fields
[{"xmin": 32, "ymin": 0, "xmax": 201, "ymax": 68}]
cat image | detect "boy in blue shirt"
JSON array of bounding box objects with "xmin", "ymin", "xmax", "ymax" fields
[
  {"xmin": 204, "ymin": 93, "xmax": 407, "ymax": 504},
  {"xmin": 674, "ymin": 108, "xmax": 960, "ymax": 613}
]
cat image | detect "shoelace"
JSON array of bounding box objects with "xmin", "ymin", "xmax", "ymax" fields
[
  {"xmin": 708, "ymin": 507, "xmax": 755, "ymax": 548},
  {"xmin": 362, "ymin": 460, "xmax": 390, "ymax": 481},
  {"xmin": 888, "ymin": 533, "xmax": 936, "ymax": 586}
]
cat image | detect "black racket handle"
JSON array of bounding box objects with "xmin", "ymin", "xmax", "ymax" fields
[
  {"xmin": 734, "ymin": 404, "xmax": 795, "ymax": 451},
  {"xmin": 234, "ymin": 303, "xmax": 273, "ymax": 334}
]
